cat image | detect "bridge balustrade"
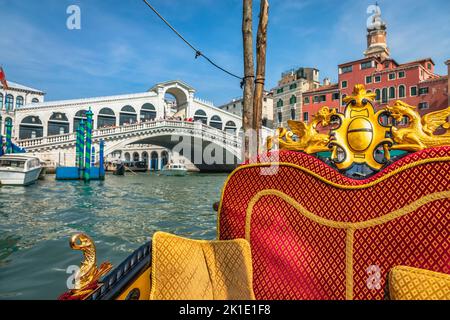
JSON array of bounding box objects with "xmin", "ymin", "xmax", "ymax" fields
[{"xmin": 15, "ymin": 119, "xmax": 243, "ymax": 151}]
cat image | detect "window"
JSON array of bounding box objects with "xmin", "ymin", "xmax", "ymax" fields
[
  {"xmin": 224, "ymin": 121, "xmax": 237, "ymax": 134},
  {"xmin": 303, "ymin": 112, "xmax": 309, "ymax": 122},
  {"xmin": 319, "ymin": 95, "xmax": 326, "ymax": 102},
  {"xmin": 341, "ymin": 80, "xmax": 348, "ymax": 89},
  {"xmin": 0, "ymin": 93, "xmax": 3, "ymax": 109},
  {"xmin": 290, "ymin": 108, "xmax": 296, "ymax": 120},
  {"xmin": 332, "ymin": 92, "xmax": 339, "ymax": 100},
  {"xmin": 388, "ymin": 73, "xmax": 396, "ymax": 80},
  {"xmin": 289, "ymin": 95, "xmax": 297, "ymax": 105},
  {"xmin": 97, "ymin": 107, "xmax": 116, "ymax": 128},
  {"xmin": 276, "ymin": 87, "xmax": 284, "ymax": 94},
  {"xmin": 313, "ymin": 96, "xmax": 319, "ymax": 103},
  {"xmin": 289, "ymin": 83, "xmax": 297, "ymax": 90},
  {"xmin": 365, "ymin": 76, "xmax": 372, "ymax": 84},
  {"xmin": 427, "ymin": 63, "xmax": 432, "ymax": 70},
  {"xmin": 16, "ymin": 96, "xmax": 24, "ymax": 108},
  {"xmin": 120, "ymin": 105, "xmax": 137, "ymax": 125},
  {"xmin": 375, "ymin": 89, "xmax": 381, "ymax": 101},
  {"xmin": 398, "ymin": 85, "xmax": 406, "ymax": 98},
  {"xmin": 141, "ymin": 103, "xmax": 157, "ymax": 121},
  {"xmin": 277, "ymin": 112, "xmax": 282, "ymax": 123},
  {"xmin": 209, "ymin": 115, "xmax": 223, "ymax": 130},
  {"xmin": 418, "ymin": 102, "xmax": 429, "ymax": 110},
  {"xmin": 382, "ymin": 88, "xmax": 388, "ymax": 103},
  {"xmin": 194, "ymin": 109, "xmax": 208, "ymax": 124},
  {"xmin": 389, "ymin": 87, "xmax": 396, "ymax": 99},
  {"xmin": 341, "ymin": 65, "xmax": 352, "ymax": 73},
  {"xmin": 419, "ymin": 87, "xmax": 429, "ymax": 95},
  {"xmin": 384, "ymin": 62, "xmax": 390, "ymax": 68},
  {"xmin": 398, "ymin": 71, "xmax": 405, "ymax": 78},
  {"xmin": 304, "ymin": 97, "xmax": 310, "ymax": 104},
  {"xmin": 277, "ymin": 99, "xmax": 283, "ymax": 108},
  {"xmin": 32, "ymin": 98, "xmax": 39, "ymax": 103},
  {"xmin": 341, "ymin": 94, "xmax": 347, "ymax": 106},
  {"xmin": 5, "ymin": 94, "xmax": 13, "ymax": 111},
  {"xmin": 361, "ymin": 61, "xmax": 372, "ymax": 70},
  {"xmin": 374, "ymin": 75, "xmax": 381, "ymax": 83},
  {"xmin": 410, "ymin": 86, "xmax": 417, "ymax": 96}
]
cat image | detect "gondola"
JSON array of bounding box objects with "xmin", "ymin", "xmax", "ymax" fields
[
  {"xmin": 113, "ymin": 163, "xmax": 125, "ymax": 176},
  {"xmin": 59, "ymin": 85, "xmax": 450, "ymax": 300}
]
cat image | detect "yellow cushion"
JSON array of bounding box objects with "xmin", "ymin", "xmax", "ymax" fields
[
  {"xmin": 388, "ymin": 266, "xmax": 450, "ymax": 300},
  {"xmin": 150, "ymin": 232, "xmax": 255, "ymax": 300}
]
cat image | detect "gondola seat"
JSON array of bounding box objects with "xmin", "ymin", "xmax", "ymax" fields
[{"xmin": 217, "ymin": 147, "xmax": 450, "ymax": 300}]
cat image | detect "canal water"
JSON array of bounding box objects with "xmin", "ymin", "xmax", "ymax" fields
[{"xmin": 0, "ymin": 172, "xmax": 227, "ymax": 299}]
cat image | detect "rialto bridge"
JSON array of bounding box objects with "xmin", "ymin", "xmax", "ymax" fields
[
  {"xmin": 17, "ymin": 120, "xmax": 243, "ymax": 172},
  {"xmin": 6, "ymin": 80, "xmax": 272, "ymax": 172}
]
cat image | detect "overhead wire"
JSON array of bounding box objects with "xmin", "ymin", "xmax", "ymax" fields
[{"xmin": 141, "ymin": 0, "xmax": 244, "ymax": 85}]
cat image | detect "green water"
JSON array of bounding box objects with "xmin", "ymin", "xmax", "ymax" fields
[{"xmin": 0, "ymin": 172, "xmax": 227, "ymax": 300}]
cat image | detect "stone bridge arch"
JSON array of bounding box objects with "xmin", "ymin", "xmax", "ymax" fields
[{"xmin": 103, "ymin": 126, "xmax": 241, "ymax": 172}]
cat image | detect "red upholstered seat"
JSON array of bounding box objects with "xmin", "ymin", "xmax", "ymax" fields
[{"xmin": 217, "ymin": 147, "xmax": 450, "ymax": 300}]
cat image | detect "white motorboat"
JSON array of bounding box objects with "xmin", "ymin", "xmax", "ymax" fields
[
  {"xmin": 161, "ymin": 163, "xmax": 188, "ymax": 176},
  {"xmin": 0, "ymin": 154, "xmax": 43, "ymax": 186}
]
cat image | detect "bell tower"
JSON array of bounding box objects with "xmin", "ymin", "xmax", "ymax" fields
[{"xmin": 364, "ymin": 3, "xmax": 390, "ymax": 60}]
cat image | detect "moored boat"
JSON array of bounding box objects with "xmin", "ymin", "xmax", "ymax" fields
[
  {"xmin": 161, "ymin": 163, "xmax": 188, "ymax": 176},
  {"xmin": 0, "ymin": 154, "xmax": 43, "ymax": 186},
  {"xmin": 124, "ymin": 161, "xmax": 148, "ymax": 173}
]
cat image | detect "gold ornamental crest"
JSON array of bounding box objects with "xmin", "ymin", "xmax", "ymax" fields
[
  {"xmin": 268, "ymin": 84, "xmax": 394, "ymax": 171},
  {"xmin": 329, "ymin": 85, "xmax": 392, "ymax": 170},
  {"xmin": 267, "ymin": 84, "xmax": 450, "ymax": 173}
]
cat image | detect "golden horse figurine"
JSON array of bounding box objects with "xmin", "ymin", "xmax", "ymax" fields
[
  {"xmin": 385, "ymin": 101, "xmax": 450, "ymax": 152},
  {"xmin": 69, "ymin": 233, "xmax": 112, "ymax": 297},
  {"xmin": 267, "ymin": 106, "xmax": 336, "ymax": 154}
]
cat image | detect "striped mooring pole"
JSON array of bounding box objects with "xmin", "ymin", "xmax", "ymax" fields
[
  {"xmin": 5, "ymin": 118, "xmax": 13, "ymax": 154},
  {"xmin": 84, "ymin": 109, "xmax": 93, "ymax": 182},
  {"xmin": 77, "ymin": 120, "xmax": 85, "ymax": 178},
  {"xmin": 99, "ymin": 139, "xmax": 105, "ymax": 180},
  {"xmin": 75, "ymin": 123, "xmax": 82, "ymax": 168}
]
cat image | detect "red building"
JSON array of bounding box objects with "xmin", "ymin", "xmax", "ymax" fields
[{"xmin": 301, "ymin": 5, "xmax": 448, "ymax": 122}]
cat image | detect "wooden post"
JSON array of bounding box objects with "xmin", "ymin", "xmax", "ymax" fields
[
  {"xmin": 242, "ymin": 0, "xmax": 255, "ymax": 161},
  {"xmin": 253, "ymin": 0, "xmax": 269, "ymax": 155}
]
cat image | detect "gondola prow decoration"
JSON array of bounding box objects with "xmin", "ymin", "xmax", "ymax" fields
[{"xmin": 59, "ymin": 233, "xmax": 112, "ymax": 300}]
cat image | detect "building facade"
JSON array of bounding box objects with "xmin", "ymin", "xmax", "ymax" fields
[
  {"xmin": 297, "ymin": 5, "xmax": 449, "ymax": 124},
  {"xmin": 218, "ymin": 91, "xmax": 274, "ymax": 128},
  {"xmin": 1, "ymin": 81, "xmax": 45, "ymax": 134},
  {"xmin": 271, "ymin": 67, "xmax": 320, "ymax": 128}
]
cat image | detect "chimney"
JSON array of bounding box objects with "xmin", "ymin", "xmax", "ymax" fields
[{"xmin": 323, "ymin": 77, "xmax": 331, "ymax": 86}]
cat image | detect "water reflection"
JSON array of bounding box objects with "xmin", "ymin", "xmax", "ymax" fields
[{"xmin": 0, "ymin": 172, "xmax": 226, "ymax": 299}]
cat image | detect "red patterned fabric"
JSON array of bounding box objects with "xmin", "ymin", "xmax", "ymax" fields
[{"xmin": 218, "ymin": 147, "xmax": 450, "ymax": 300}]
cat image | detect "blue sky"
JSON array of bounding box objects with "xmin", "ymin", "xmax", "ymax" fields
[{"xmin": 0, "ymin": 0, "xmax": 449, "ymax": 105}]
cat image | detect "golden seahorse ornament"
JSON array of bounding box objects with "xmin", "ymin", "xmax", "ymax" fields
[
  {"xmin": 69, "ymin": 233, "xmax": 112, "ymax": 297},
  {"xmin": 267, "ymin": 106, "xmax": 336, "ymax": 154},
  {"xmin": 385, "ymin": 101, "xmax": 450, "ymax": 152}
]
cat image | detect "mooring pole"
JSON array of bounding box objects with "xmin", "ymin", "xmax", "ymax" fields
[
  {"xmin": 5, "ymin": 118, "xmax": 13, "ymax": 154},
  {"xmin": 0, "ymin": 115, "xmax": 3, "ymax": 156},
  {"xmin": 99, "ymin": 139, "xmax": 105, "ymax": 180},
  {"xmin": 84, "ymin": 109, "xmax": 93, "ymax": 182},
  {"xmin": 78, "ymin": 120, "xmax": 85, "ymax": 178},
  {"xmin": 75, "ymin": 124, "xmax": 81, "ymax": 168}
]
